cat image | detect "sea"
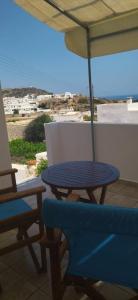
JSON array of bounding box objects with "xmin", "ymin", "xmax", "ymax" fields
[{"xmin": 105, "ymin": 94, "xmax": 138, "ymax": 101}]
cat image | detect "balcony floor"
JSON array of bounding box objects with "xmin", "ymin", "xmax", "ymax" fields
[{"xmin": 0, "ymin": 177, "xmax": 138, "ymax": 300}]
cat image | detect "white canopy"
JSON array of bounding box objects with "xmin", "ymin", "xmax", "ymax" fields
[{"xmin": 15, "ymin": 0, "xmax": 138, "ymax": 58}]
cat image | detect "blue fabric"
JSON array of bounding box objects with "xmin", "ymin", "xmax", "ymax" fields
[
  {"xmin": 43, "ymin": 198, "xmax": 138, "ymax": 289},
  {"xmin": 0, "ymin": 199, "xmax": 32, "ymax": 221},
  {"xmin": 43, "ymin": 198, "xmax": 138, "ymax": 236}
]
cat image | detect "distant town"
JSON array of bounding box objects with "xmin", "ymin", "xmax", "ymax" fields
[
  {"xmin": 2, "ymin": 87, "xmax": 138, "ymax": 125},
  {"xmin": 2, "ymin": 87, "xmax": 110, "ymax": 123},
  {"xmin": 3, "ymin": 91, "xmax": 77, "ymax": 115}
]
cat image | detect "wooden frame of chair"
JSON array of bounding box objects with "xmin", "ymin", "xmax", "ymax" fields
[
  {"xmin": 43, "ymin": 193, "xmax": 138, "ymax": 300},
  {"xmin": 45, "ymin": 225, "xmax": 108, "ymax": 300},
  {"xmin": 0, "ymin": 168, "xmax": 47, "ymax": 292}
]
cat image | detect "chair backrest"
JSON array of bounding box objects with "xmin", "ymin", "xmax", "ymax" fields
[
  {"xmin": 43, "ymin": 199, "xmax": 138, "ymax": 288},
  {"xmin": 0, "ymin": 169, "xmax": 17, "ymax": 195},
  {"xmin": 43, "ymin": 198, "xmax": 138, "ymax": 236}
]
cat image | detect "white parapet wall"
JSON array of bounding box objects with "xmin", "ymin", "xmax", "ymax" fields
[
  {"xmin": 97, "ymin": 103, "xmax": 138, "ymax": 123},
  {"xmin": 45, "ymin": 121, "xmax": 138, "ymax": 183},
  {"xmin": 0, "ymin": 95, "xmax": 12, "ymax": 189}
]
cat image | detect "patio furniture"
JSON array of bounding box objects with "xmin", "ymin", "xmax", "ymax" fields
[
  {"xmin": 41, "ymin": 161, "xmax": 119, "ymax": 204},
  {"xmin": 0, "ymin": 168, "xmax": 47, "ymax": 292},
  {"xmin": 43, "ymin": 198, "xmax": 138, "ymax": 300}
]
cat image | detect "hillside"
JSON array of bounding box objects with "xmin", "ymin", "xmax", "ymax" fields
[{"xmin": 2, "ymin": 87, "xmax": 52, "ymax": 98}]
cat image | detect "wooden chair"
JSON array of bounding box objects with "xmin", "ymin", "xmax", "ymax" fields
[
  {"xmin": 42, "ymin": 198, "xmax": 138, "ymax": 300},
  {"xmin": 0, "ymin": 168, "xmax": 47, "ymax": 292}
]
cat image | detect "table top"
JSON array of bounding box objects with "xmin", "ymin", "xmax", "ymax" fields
[{"xmin": 41, "ymin": 161, "xmax": 120, "ymax": 190}]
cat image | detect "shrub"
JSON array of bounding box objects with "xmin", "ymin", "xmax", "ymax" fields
[
  {"xmin": 24, "ymin": 114, "xmax": 53, "ymax": 142},
  {"xmin": 83, "ymin": 114, "xmax": 97, "ymax": 121},
  {"xmin": 36, "ymin": 159, "xmax": 48, "ymax": 176},
  {"xmin": 78, "ymin": 97, "xmax": 88, "ymax": 104},
  {"xmin": 83, "ymin": 114, "xmax": 91, "ymax": 121},
  {"xmin": 9, "ymin": 138, "xmax": 46, "ymax": 162}
]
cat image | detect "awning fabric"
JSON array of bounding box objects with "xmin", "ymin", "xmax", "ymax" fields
[{"xmin": 15, "ymin": 0, "xmax": 138, "ymax": 58}]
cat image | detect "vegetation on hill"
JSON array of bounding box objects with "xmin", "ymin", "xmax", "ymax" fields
[{"xmin": 2, "ymin": 87, "xmax": 52, "ymax": 98}]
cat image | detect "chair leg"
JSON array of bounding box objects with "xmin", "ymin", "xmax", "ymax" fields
[
  {"xmin": 17, "ymin": 223, "xmax": 47, "ymax": 273},
  {"xmin": 49, "ymin": 245, "xmax": 65, "ymax": 300},
  {"xmin": 23, "ymin": 231, "xmax": 41, "ymax": 273},
  {"xmin": 17, "ymin": 226, "xmax": 23, "ymax": 240},
  {"xmin": 40, "ymin": 243, "xmax": 47, "ymax": 272},
  {"xmin": 47, "ymin": 235, "xmax": 65, "ymax": 300}
]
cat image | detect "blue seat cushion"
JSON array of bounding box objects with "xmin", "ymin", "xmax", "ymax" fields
[
  {"xmin": 0, "ymin": 199, "xmax": 32, "ymax": 221},
  {"xmin": 67, "ymin": 230, "xmax": 138, "ymax": 289}
]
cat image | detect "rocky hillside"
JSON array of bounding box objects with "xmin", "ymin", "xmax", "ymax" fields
[{"xmin": 2, "ymin": 87, "xmax": 52, "ymax": 98}]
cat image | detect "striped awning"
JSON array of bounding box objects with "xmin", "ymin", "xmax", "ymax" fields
[{"xmin": 15, "ymin": 0, "xmax": 138, "ymax": 57}]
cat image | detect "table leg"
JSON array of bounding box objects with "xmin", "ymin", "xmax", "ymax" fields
[
  {"xmin": 86, "ymin": 189, "xmax": 97, "ymax": 204},
  {"xmin": 67, "ymin": 189, "xmax": 73, "ymax": 196},
  {"xmin": 51, "ymin": 187, "xmax": 63, "ymax": 200},
  {"xmin": 99, "ymin": 186, "xmax": 107, "ymax": 205},
  {"xmin": 51, "ymin": 187, "xmax": 70, "ymax": 200}
]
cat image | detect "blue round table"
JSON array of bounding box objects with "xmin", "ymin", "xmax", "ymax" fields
[{"xmin": 42, "ymin": 161, "xmax": 120, "ymax": 204}]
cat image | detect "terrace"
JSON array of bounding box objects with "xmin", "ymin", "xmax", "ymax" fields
[
  {"xmin": 1, "ymin": 1, "xmax": 138, "ymax": 299},
  {"xmin": 1, "ymin": 174, "xmax": 138, "ymax": 300},
  {"xmin": 1, "ymin": 96, "xmax": 138, "ymax": 300}
]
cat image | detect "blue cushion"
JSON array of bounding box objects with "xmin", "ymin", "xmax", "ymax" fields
[
  {"xmin": 67, "ymin": 230, "xmax": 138, "ymax": 289},
  {"xmin": 0, "ymin": 199, "xmax": 32, "ymax": 221},
  {"xmin": 43, "ymin": 198, "xmax": 138, "ymax": 289}
]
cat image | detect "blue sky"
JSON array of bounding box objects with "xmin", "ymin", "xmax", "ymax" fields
[{"xmin": 0, "ymin": 0, "xmax": 138, "ymax": 97}]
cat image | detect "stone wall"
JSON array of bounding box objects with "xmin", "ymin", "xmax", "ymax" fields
[{"xmin": 7, "ymin": 124, "xmax": 27, "ymax": 140}]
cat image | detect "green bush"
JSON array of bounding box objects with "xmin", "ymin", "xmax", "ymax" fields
[
  {"xmin": 36, "ymin": 159, "xmax": 48, "ymax": 176},
  {"xmin": 24, "ymin": 114, "xmax": 53, "ymax": 142},
  {"xmin": 83, "ymin": 114, "xmax": 97, "ymax": 121},
  {"xmin": 83, "ymin": 114, "xmax": 91, "ymax": 121},
  {"xmin": 9, "ymin": 138, "xmax": 46, "ymax": 162}
]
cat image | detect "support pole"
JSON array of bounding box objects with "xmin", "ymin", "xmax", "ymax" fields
[
  {"xmin": 43, "ymin": 1, "xmax": 96, "ymax": 160},
  {"xmin": 86, "ymin": 28, "xmax": 95, "ymax": 161}
]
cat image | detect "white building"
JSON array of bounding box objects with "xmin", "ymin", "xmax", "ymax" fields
[
  {"xmin": 64, "ymin": 92, "xmax": 76, "ymax": 99},
  {"xmin": 37, "ymin": 94, "xmax": 52, "ymax": 101},
  {"xmin": 3, "ymin": 96, "xmax": 37, "ymax": 115},
  {"xmin": 3, "ymin": 92, "xmax": 77, "ymax": 115},
  {"xmin": 52, "ymin": 92, "xmax": 76, "ymax": 100},
  {"xmin": 97, "ymin": 101, "xmax": 138, "ymax": 123}
]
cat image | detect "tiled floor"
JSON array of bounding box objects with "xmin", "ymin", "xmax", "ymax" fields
[{"xmin": 1, "ymin": 178, "xmax": 138, "ymax": 300}]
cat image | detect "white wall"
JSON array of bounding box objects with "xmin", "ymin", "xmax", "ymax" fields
[
  {"xmin": 97, "ymin": 103, "xmax": 138, "ymax": 123},
  {"xmin": 0, "ymin": 94, "xmax": 12, "ymax": 189},
  {"xmin": 45, "ymin": 122, "xmax": 138, "ymax": 183}
]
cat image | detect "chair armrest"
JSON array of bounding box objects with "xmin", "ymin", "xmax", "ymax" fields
[
  {"xmin": 0, "ymin": 186, "xmax": 46, "ymax": 204},
  {"xmin": 0, "ymin": 168, "xmax": 18, "ymax": 177}
]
